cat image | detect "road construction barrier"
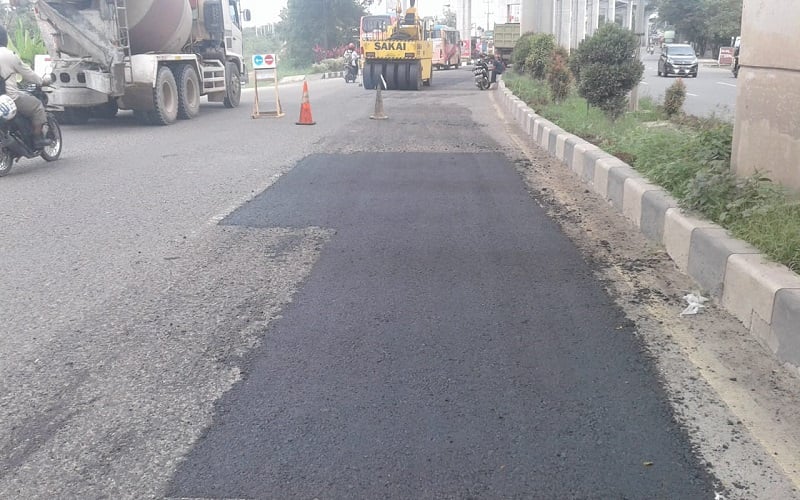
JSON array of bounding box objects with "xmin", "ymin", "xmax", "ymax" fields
[
  {"xmin": 369, "ymin": 75, "xmax": 388, "ymax": 120},
  {"xmin": 251, "ymin": 53, "xmax": 284, "ymax": 118},
  {"xmin": 295, "ymin": 80, "xmax": 315, "ymax": 125}
]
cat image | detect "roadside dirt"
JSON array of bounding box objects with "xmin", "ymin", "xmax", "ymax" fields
[{"xmin": 486, "ymin": 92, "xmax": 800, "ymax": 500}]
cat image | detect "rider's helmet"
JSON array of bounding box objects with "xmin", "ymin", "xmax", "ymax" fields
[
  {"xmin": 348, "ymin": 43, "xmax": 355, "ymax": 50},
  {"xmin": 0, "ymin": 94, "xmax": 17, "ymax": 121}
]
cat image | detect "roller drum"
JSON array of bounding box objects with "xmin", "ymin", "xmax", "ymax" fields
[{"xmin": 128, "ymin": 0, "xmax": 193, "ymax": 54}]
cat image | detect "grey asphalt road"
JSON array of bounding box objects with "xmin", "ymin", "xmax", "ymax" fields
[
  {"xmin": 167, "ymin": 151, "xmax": 714, "ymax": 497},
  {"xmin": 639, "ymin": 53, "xmax": 738, "ymax": 120},
  {"xmin": 0, "ymin": 67, "xmax": 737, "ymax": 498}
]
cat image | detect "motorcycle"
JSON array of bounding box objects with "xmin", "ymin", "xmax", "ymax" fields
[
  {"xmin": 0, "ymin": 83, "xmax": 62, "ymax": 177},
  {"xmin": 474, "ymin": 59, "xmax": 490, "ymax": 90},
  {"xmin": 344, "ymin": 53, "xmax": 359, "ymax": 83}
]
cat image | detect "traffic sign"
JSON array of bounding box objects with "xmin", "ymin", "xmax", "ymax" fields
[{"xmin": 252, "ymin": 53, "xmax": 277, "ymax": 69}]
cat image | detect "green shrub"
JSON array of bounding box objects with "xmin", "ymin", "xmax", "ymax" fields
[
  {"xmin": 9, "ymin": 17, "xmax": 46, "ymax": 66},
  {"xmin": 512, "ymin": 33, "xmax": 537, "ymax": 73},
  {"xmin": 523, "ymin": 33, "xmax": 556, "ymax": 79},
  {"xmin": 310, "ymin": 58, "xmax": 344, "ymax": 73},
  {"xmin": 547, "ymin": 46, "xmax": 572, "ymax": 103},
  {"xmin": 569, "ymin": 24, "xmax": 643, "ymax": 119},
  {"xmin": 503, "ymin": 72, "xmax": 551, "ymax": 109},
  {"xmin": 663, "ymin": 78, "xmax": 687, "ymax": 117}
]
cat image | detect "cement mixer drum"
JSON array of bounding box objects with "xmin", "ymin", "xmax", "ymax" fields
[{"xmin": 127, "ymin": 0, "xmax": 193, "ymax": 54}]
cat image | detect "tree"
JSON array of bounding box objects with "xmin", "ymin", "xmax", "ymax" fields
[
  {"xmin": 655, "ymin": 0, "xmax": 707, "ymax": 44},
  {"xmin": 523, "ymin": 33, "xmax": 556, "ymax": 79},
  {"xmin": 652, "ymin": 0, "xmax": 742, "ymax": 54},
  {"xmin": 569, "ymin": 24, "xmax": 644, "ymax": 119},
  {"xmin": 276, "ymin": 0, "xmax": 367, "ymax": 66},
  {"xmin": 440, "ymin": 7, "xmax": 457, "ymax": 28},
  {"xmin": 705, "ymin": 0, "xmax": 743, "ymax": 50}
]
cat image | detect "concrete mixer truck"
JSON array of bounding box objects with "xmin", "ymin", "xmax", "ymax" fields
[{"xmin": 33, "ymin": 0, "xmax": 251, "ymax": 125}]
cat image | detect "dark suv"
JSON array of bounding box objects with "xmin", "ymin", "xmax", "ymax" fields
[{"xmin": 658, "ymin": 44, "xmax": 698, "ymax": 78}]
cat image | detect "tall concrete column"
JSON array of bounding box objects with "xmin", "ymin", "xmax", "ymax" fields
[
  {"xmin": 520, "ymin": 0, "xmax": 537, "ymax": 34},
  {"xmin": 556, "ymin": 0, "xmax": 572, "ymax": 49},
  {"xmin": 575, "ymin": 0, "xmax": 587, "ymax": 47},
  {"xmin": 521, "ymin": 0, "xmax": 558, "ymax": 37},
  {"xmin": 732, "ymin": 0, "xmax": 800, "ymax": 191},
  {"xmin": 623, "ymin": 1, "xmax": 633, "ymax": 29},
  {"xmin": 589, "ymin": 0, "xmax": 600, "ymax": 35},
  {"xmin": 629, "ymin": 0, "xmax": 648, "ymax": 111},
  {"xmin": 607, "ymin": 0, "xmax": 615, "ymax": 25}
]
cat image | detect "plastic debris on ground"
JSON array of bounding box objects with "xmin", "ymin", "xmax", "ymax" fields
[{"xmin": 680, "ymin": 293, "xmax": 709, "ymax": 316}]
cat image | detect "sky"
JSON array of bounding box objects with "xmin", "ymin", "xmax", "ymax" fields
[{"xmin": 241, "ymin": 0, "xmax": 486, "ymax": 26}]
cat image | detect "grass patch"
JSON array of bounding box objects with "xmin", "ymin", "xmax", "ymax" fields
[{"xmin": 504, "ymin": 72, "xmax": 800, "ymax": 274}]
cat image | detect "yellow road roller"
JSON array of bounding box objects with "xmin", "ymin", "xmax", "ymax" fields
[{"xmin": 361, "ymin": 0, "xmax": 433, "ymax": 90}]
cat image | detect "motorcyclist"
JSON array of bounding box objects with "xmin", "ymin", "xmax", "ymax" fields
[
  {"xmin": 343, "ymin": 42, "xmax": 359, "ymax": 78},
  {"xmin": 0, "ymin": 25, "xmax": 53, "ymax": 148}
]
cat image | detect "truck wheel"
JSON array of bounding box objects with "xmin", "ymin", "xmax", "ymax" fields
[
  {"xmin": 176, "ymin": 64, "xmax": 200, "ymax": 119},
  {"xmin": 223, "ymin": 62, "xmax": 241, "ymax": 108},
  {"xmin": 150, "ymin": 66, "xmax": 179, "ymax": 125}
]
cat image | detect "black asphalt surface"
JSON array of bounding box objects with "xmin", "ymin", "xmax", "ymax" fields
[{"xmin": 168, "ymin": 152, "xmax": 713, "ymax": 498}]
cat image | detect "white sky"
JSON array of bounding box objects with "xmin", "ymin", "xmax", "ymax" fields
[{"xmin": 241, "ymin": 1, "xmax": 487, "ymax": 26}]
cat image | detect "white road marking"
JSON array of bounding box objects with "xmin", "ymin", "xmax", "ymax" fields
[
  {"xmin": 687, "ymin": 93, "xmax": 699, "ymax": 97},
  {"xmin": 716, "ymin": 82, "xmax": 737, "ymax": 87}
]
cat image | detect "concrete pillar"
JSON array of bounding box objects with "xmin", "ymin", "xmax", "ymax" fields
[
  {"xmin": 570, "ymin": 0, "xmax": 578, "ymax": 46},
  {"xmin": 732, "ymin": 0, "xmax": 800, "ymax": 191},
  {"xmin": 521, "ymin": 0, "xmax": 558, "ymax": 36},
  {"xmin": 466, "ymin": 0, "xmax": 472, "ymax": 40},
  {"xmin": 589, "ymin": 0, "xmax": 600, "ymax": 35},
  {"xmin": 520, "ymin": 0, "xmax": 536, "ymax": 34},
  {"xmin": 636, "ymin": 0, "xmax": 647, "ymax": 46},
  {"xmin": 623, "ymin": 1, "xmax": 633, "ymax": 29},
  {"xmin": 556, "ymin": 0, "xmax": 572, "ymax": 49},
  {"xmin": 575, "ymin": 0, "xmax": 587, "ymax": 47},
  {"xmin": 607, "ymin": 0, "xmax": 615, "ymax": 25}
]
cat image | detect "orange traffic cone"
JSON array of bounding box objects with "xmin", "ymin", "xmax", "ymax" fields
[{"xmin": 295, "ymin": 80, "xmax": 316, "ymax": 125}]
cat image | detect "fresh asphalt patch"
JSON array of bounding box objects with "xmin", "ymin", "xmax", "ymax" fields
[{"xmin": 168, "ymin": 152, "xmax": 714, "ymax": 497}]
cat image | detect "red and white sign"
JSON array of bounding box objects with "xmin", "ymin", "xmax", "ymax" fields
[
  {"xmin": 718, "ymin": 47, "xmax": 735, "ymax": 66},
  {"xmin": 253, "ymin": 53, "xmax": 277, "ymax": 69}
]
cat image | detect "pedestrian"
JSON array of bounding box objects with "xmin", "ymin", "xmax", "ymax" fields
[{"xmin": 490, "ymin": 54, "xmax": 505, "ymax": 89}]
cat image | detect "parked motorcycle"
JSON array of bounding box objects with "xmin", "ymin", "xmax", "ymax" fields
[
  {"xmin": 0, "ymin": 83, "xmax": 62, "ymax": 177},
  {"xmin": 474, "ymin": 59, "xmax": 490, "ymax": 90}
]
